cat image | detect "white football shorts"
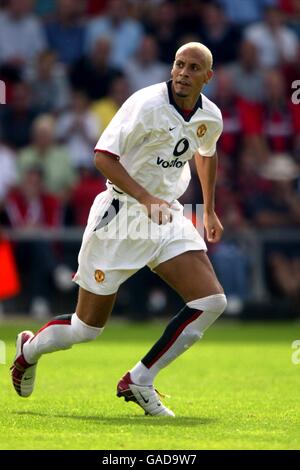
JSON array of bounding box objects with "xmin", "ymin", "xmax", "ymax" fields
[{"xmin": 73, "ymin": 189, "xmax": 207, "ymax": 295}]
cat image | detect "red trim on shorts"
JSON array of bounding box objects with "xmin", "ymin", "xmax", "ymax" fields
[
  {"xmin": 94, "ymin": 149, "xmax": 120, "ymax": 160},
  {"xmin": 147, "ymin": 310, "xmax": 203, "ymax": 368},
  {"xmin": 29, "ymin": 320, "xmax": 72, "ymax": 342}
]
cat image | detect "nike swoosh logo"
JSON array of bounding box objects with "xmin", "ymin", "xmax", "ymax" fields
[
  {"xmin": 24, "ymin": 377, "xmax": 32, "ymax": 381},
  {"xmin": 138, "ymin": 391, "xmax": 149, "ymax": 403},
  {"xmin": 169, "ymin": 126, "xmax": 176, "ymax": 131}
]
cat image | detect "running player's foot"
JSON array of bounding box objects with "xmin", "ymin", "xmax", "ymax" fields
[
  {"xmin": 10, "ymin": 331, "xmax": 37, "ymax": 397},
  {"xmin": 116, "ymin": 372, "xmax": 175, "ymax": 417}
]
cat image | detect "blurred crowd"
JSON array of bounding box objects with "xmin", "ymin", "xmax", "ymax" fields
[{"xmin": 0, "ymin": 0, "xmax": 300, "ymax": 316}]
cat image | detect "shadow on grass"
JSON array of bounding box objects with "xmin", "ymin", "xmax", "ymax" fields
[{"xmin": 12, "ymin": 411, "xmax": 217, "ymax": 426}]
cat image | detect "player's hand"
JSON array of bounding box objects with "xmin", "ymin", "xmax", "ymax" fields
[
  {"xmin": 139, "ymin": 194, "xmax": 176, "ymax": 225},
  {"xmin": 203, "ymin": 211, "xmax": 224, "ymax": 243}
]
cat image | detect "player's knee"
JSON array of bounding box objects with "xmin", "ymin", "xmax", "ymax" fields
[
  {"xmin": 71, "ymin": 313, "xmax": 104, "ymax": 343},
  {"xmin": 212, "ymin": 293, "xmax": 227, "ymax": 316},
  {"xmin": 188, "ymin": 293, "xmax": 227, "ymax": 316}
]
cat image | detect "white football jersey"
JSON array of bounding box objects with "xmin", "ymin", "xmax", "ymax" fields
[{"xmin": 95, "ymin": 81, "xmax": 223, "ymax": 202}]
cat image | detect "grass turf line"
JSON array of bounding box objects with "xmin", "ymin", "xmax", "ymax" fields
[{"xmin": 0, "ymin": 321, "xmax": 299, "ymax": 450}]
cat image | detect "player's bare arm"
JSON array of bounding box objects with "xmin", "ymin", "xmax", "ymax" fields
[
  {"xmin": 94, "ymin": 151, "xmax": 173, "ymax": 225},
  {"xmin": 194, "ymin": 151, "xmax": 223, "ymax": 243}
]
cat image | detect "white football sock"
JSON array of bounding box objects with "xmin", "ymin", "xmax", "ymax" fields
[
  {"xmin": 130, "ymin": 361, "xmax": 154, "ymax": 386},
  {"xmin": 23, "ymin": 313, "xmax": 103, "ymax": 364},
  {"xmin": 131, "ymin": 294, "xmax": 227, "ymax": 385}
]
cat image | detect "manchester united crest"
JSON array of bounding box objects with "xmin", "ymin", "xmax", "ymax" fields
[
  {"xmin": 94, "ymin": 269, "xmax": 105, "ymax": 283},
  {"xmin": 197, "ymin": 124, "xmax": 207, "ymax": 138}
]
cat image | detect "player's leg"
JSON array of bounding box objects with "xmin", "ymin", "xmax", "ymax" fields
[
  {"xmin": 126, "ymin": 250, "xmax": 226, "ymax": 387},
  {"xmin": 11, "ymin": 287, "xmax": 116, "ymax": 397},
  {"xmin": 156, "ymin": 249, "xmax": 223, "ymax": 300}
]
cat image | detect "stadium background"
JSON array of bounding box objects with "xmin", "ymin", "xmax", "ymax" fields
[{"xmin": 0, "ymin": 0, "xmax": 299, "ymax": 321}]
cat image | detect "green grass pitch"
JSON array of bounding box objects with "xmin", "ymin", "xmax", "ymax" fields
[{"xmin": 0, "ymin": 320, "xmax": 299, "ymax": 450}]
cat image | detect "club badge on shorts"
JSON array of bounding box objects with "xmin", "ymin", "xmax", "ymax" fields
[
  {"xmin": 197, "ymin": 124, "xmax": 207, "ymax": 138},
  {"xmin": 94, "ymin": 269, "xmax": 105, "ymax": 283}
]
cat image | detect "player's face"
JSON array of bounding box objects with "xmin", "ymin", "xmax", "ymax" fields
[{"xmin": 171, "ymin": 49, "xmax": 212, "ymax": 103}]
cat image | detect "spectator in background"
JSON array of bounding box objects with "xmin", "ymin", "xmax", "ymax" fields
[
  {"xmin": 270, "ymin": 250, "xmax": 300, "ymax": 306},
  {"xmin": 0, "ymin": 142, "xmax": 18, "ymax": 205},
  {"xmin": 3, "ymin": 166, "xmax": 73, "ymax": 317},
  {"xmin": 210, "ymin": 224, "xmax": 251, "ymax": 315},
  {"xmin": 124, "ymin": 35, "xmax": 169, "ymax": 93},
  {"xmin": 86, "ymin": 0, "xmax": 144, "ymax": 69},
  {"xmin": 282, "ymin": 41, "xmax": 300, "ymax": 91},
  {"xmin": 0, "ymin": 81, "xmax": 40, "ymax": 149},
  {"xmin": 212, "ymin": 68, "xmax": 245, "ymax": 159},
  {"xmin": 55, "ymin": 91, "xmax": 100, "ymax": 169},
  {"xmin": 128, "ymin": 0, "xmax": 165, "ymax": 9},
  {"xmin": 282, "ymin": 44, "xmax": 300, "ymax": 158},
  {"xmin": 69, "ymin": 37, "xmax": 123, "ymax": 101},
  {"xmin": 199, "ymin": 1, "xmax": 241, "ymax": 66},
  {"xmin": 246, "ymin": 154, "xmax": 300, "ymax": 307},
  {"xmin": 218, "ymin": 0, "xmax": 277, "ymax": 26},
  {"xmin": 145, "ymin": 1, "xmax": 180, "ymax": 65},
  {"xmin": 229, "ymin": 40, "xmax": 265, "ymax": 104},
  {"xmin": 34, "ymin": 0, "xmax": 57, "ymax": 20},
  {"xmin": 0, "ymin": 0, "xmax": 46, "ymax": 70},
  {"xmin": 286, "ymin": 0, "xmax": 300, "ymax": 38},
  {"xmin": 71, "ymin": 165, "xmax": 106, "ymax": 227},
  {"xmin": 237, "ymin": 140, "xmax": 271, "ymax": 201},
  {"xmin": 244, "ymin": 5, "xmax": 298, "ymax": 67},
  {"xmin": 175, "ymin": 0, "xmax": 203, "ymax": 37},
  {"xmin": 18, "ymin": 114, "xmax": 77, "ymax": 199},
  {"xmin": 5, "ymin": 166, "xmax": 60, "ymax": 229},
  {"xmin": 91, "ymin": 75, "xmax": 130, "ymax": 132},
  {"xmin": 27, "ymin": 50, "xmax": 71, "ymax": 113},
  {"xmin": 247, "ymin": 153, "xmax": 300, "ymax": 228},
  {"xmin": 0, "ymin": 62, "xmax": 21, "ymax": 105},
  {"xmin": 85, "ymin": 0, "xmax": 109, "ymax": 17},
  {"xmin": 181, "ymin": 152, "xmax": 251, "ymax": 316},
  {"xmin": 213, "ymin": 67, "xmax": 269, "ymax": 162},
  {"xmin": 262, "ymin": 69, "xmax": 300, "ymax": 154},
  {"xmin": 209, "ymin": 138, "xmax": 252, "ymax": 315},
  {"xmin": 45, "ymin": 0, "xmax": 86, "ymax": 65}
]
